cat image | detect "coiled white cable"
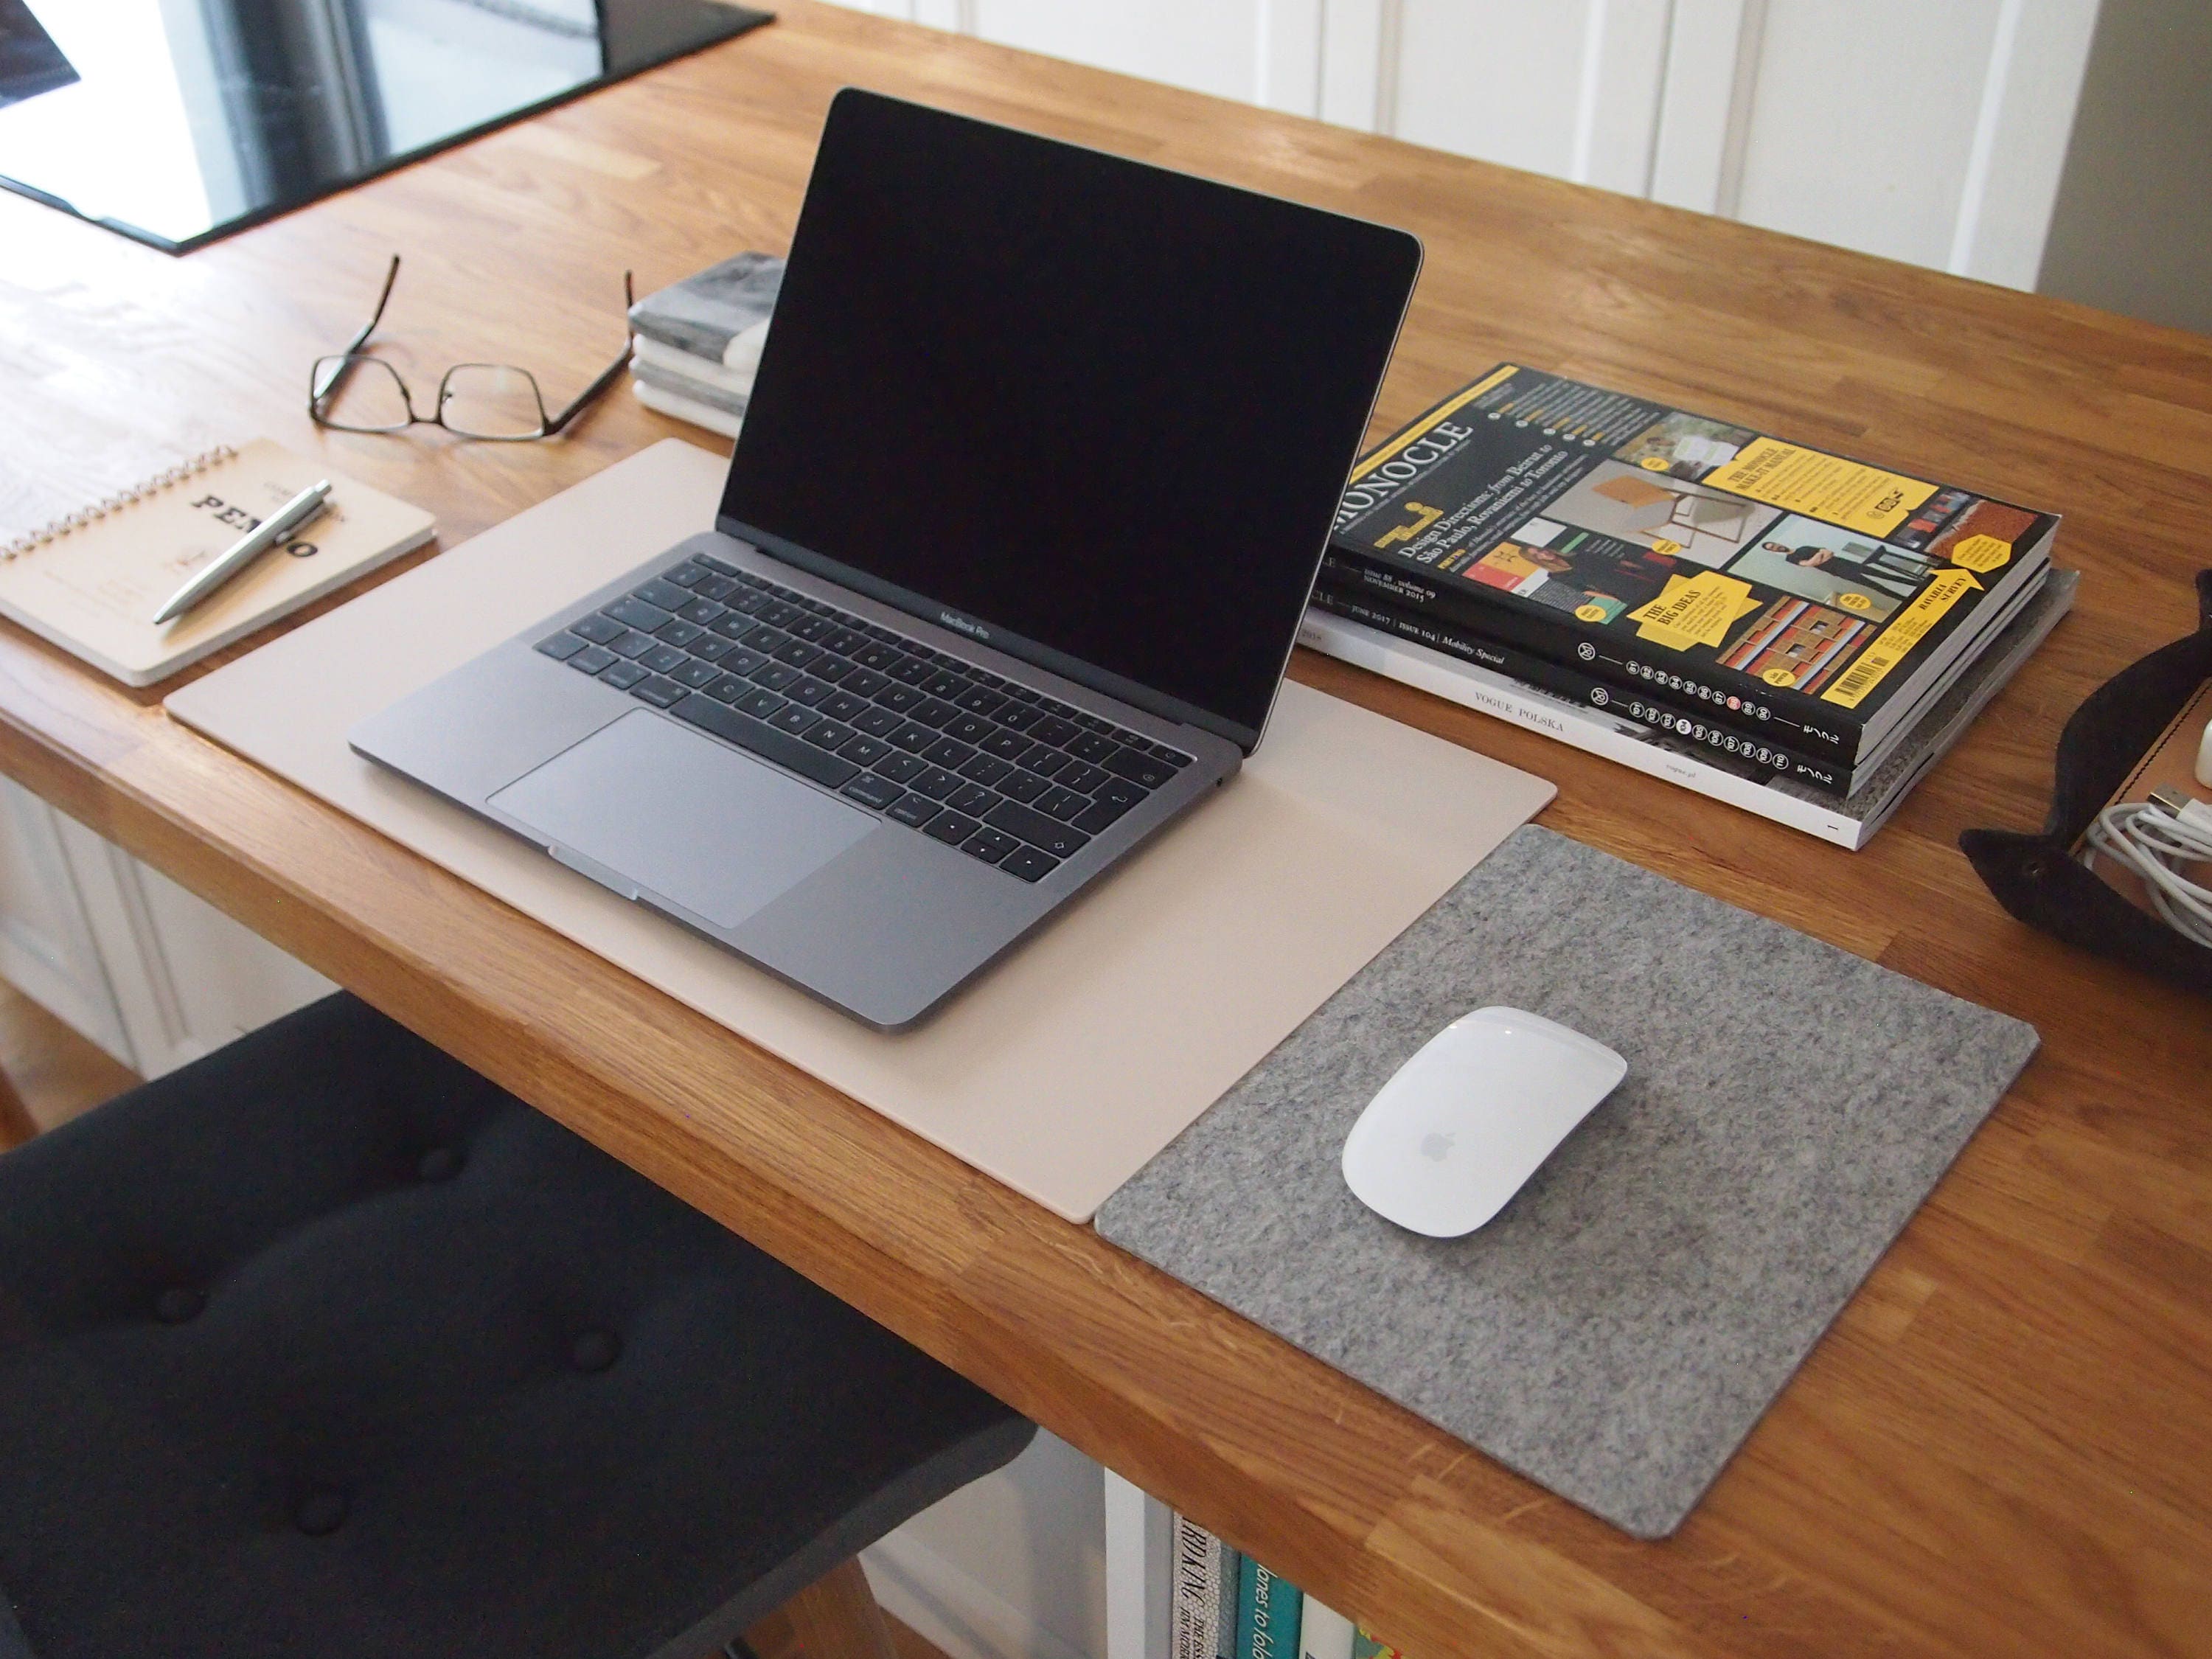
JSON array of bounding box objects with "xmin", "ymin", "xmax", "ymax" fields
[{"xmin": 2081, "ymin": 789, "xmax": 2212, "ymax": 949}]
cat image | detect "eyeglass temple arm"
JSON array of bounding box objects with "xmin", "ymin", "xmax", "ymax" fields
[
  {"xmin": 542, "ymin": 271, "xmax": 638, "ymax": 437},
  {"xmin": 311, "ymin": 255, "xmax": 403, "ymax": 406}
]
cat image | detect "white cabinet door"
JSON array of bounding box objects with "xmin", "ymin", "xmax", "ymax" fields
[{"xmin": 814, "ymin": 0, "xmax": 2101, "ymax": 288}]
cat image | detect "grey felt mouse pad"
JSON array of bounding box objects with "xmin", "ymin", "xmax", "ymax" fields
[{"xmin": 1094, "ymin": 826, "xmax": 2039, "ymax": 1537}]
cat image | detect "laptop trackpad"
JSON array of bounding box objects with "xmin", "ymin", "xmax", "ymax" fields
[{"xmin": 489, "ymin": 710, "xmax": 874, "ymax": 928}]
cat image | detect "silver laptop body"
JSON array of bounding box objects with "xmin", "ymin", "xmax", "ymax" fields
[{"xmin": 351, "ymin": 91, "xmax": 1420, "ymax": 1028}]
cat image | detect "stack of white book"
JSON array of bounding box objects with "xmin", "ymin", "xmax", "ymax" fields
[{"xmin": 626, "ymin": 251, "xmax": 783, "ymax": 439}]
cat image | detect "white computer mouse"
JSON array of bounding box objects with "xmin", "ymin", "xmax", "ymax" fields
[{"xmin": 1341, "ymin": 1006, "xmax": 1627, "ymax": 1237}]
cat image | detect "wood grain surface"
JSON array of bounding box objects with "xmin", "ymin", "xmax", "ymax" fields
[{"xmin": 3, "ymin": 6, "xmax": 2210, "ymax": 1656}]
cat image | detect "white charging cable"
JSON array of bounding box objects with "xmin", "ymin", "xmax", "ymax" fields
[{"xmin": 2083, "ymin": 786, "xmax": 2212, "ymax": 948}]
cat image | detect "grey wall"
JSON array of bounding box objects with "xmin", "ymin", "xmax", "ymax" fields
[{"xmin": 2037, "ymin": 0, "xmax": 2212, "ymax": 335}]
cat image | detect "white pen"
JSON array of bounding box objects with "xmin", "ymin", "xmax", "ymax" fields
[{"xmin": 152, "ymin": 479, "xmax": 332, "ymax": 625}]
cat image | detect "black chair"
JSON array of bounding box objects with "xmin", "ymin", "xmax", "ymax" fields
[{"xmin": 0, "ymin": 993, "xmax": 1034, "ymax": 1659}]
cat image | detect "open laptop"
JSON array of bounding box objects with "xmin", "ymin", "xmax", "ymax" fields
[{"xmin": 351, "ymin": 88, "xmax": 1421, "ymax": 1029}]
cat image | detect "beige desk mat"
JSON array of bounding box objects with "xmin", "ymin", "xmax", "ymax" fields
[{"xmin": 166, "ymin": 440, "xmax": 1554, "ymax": 1220}]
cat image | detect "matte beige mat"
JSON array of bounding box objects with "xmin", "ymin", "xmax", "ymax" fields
[{"xmin": 167, "ymin": 441, "xmax": 1554, "ymax": 1220}]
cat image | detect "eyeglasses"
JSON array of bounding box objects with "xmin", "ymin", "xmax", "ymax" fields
[{"xmin": 309, "ymin": 254, "xmax": 634, "ymax": 439}]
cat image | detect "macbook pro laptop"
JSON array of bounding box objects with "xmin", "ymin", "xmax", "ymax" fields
[{"xmin": 350, "ymin": 88, "xmax": 1422, "ymax": 1029}]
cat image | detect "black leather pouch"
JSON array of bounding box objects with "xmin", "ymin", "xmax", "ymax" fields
[{"xmin": 1961, "ymin": 570, "xmax": 2212, "ymax": 998}]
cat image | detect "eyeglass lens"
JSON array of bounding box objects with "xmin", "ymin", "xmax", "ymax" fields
[
  {"xmin": 310, "ymin": 356, "xmax": 414, "ymax": 432},
  {"xmin": 440, "ymin": 364, "xmax": 550, "ymax": 439}
]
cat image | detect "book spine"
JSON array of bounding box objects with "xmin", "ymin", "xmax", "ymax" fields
[
  {"xmin": 1170, "ymin": 1515, "xmax": 1223, "ymax": 1659},
  {"xmin": 1349, "ymin": 1627, "xmax": 1404, "ymax": 1659},
  {"xmin": 1298, "ymin": 1599, "xmax": 1354, "ymax": 1659},
  {"xmin": 1310, "ymin": 580, "xmax": 1851, "ymax": 797},
  {"xmin": 1324, "ymin": 546, "xmax": 1863, "ymax": 763},
  {"xmin": 1214, "ymin": 1545, "xmax": 1242, "ymax": 1659},
  {"xmin": 1297, "ymin": 608, "xmax": 1868, "ymax": 849},
  {"xmin": 1235, "ymin": 1559, "xmax": 1299, "ymax": 1659}
]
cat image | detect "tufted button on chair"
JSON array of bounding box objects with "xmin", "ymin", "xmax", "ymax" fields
[{"xmin": 0, "ymin": 993, "xmax": 1034, "ymax": 1659}]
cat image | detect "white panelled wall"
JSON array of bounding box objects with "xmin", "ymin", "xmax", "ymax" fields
[{"xmin": 838, "ymin": 0, "xmax": 2102, "ymax": 289}]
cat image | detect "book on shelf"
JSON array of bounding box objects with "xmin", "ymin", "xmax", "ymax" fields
[
  {"xmin": 1171, "ymin": 1513, "xmax": 1231, "ymax": 1659},
  {"xmin": 1236, "ymin": 1556, "xmax": 1300, "ymax": 1659},
  {"xmin": 1301, "ymin": 569, "xmax": 2079, "ymax": 851},
  {"xmin": 1329, "ymin": 364, "xmax": 2057, "ymax": 771},
  {"xmin": 1166, "ymin": 1520, "xmax": 1354, "ymax": 1659}
]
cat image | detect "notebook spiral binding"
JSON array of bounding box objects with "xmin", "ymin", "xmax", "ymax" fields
[{"xmin": 1, "ymin": 445, "xmax": 239, "ymax": 560}]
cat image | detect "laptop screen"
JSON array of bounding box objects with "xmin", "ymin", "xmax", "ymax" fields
[{"xmin": 717, "ymin": 89, "xmax": 1421, "ymax": 748}]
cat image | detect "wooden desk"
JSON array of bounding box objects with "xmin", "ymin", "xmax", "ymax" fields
[{"xmin": 4, "ymin": 7, "xmax": 2209, "ymax": 1655}]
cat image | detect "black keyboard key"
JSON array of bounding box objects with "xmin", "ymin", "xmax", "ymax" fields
[
  {"xmin": 979, "ymin": 728, "xmax": 1030, "ymax": 762},
  {"xmin": 841, "ymin": 773, "xmax": 905, "ymax": 812},
  {"xmin": 1022, "ymin": 745, "xmax": 1071, "ymax": 778},
  {"xmin": 909, "ymin": 767, "xmax": 961, "ymax": 801},
  {"xmin": 758, "ymin": 600, "xmax": 802, "ymax": 628},
  {"xmin": 635, "ymin": 579, "xmax": 692, "ymax": 611},
  {"xmin": 911, "ymin": 698, "xmax": 959, "ymax": 728},
  {"xmin": 959, "ymin": 754, "xmax": 1012, "ymax": 787},
  {"xmin": 630, "ymin": 675, "xmax": 685, "ymax": 708},
  {"xmin": 1057, "ymin": 761, "xmax": 1110, "ymax": 795},
  {"xmin": 705, "ymin": 673, "xmax": 751, "ymax": 702},
  {"xmin": 1102, "ymin": 745, "xmax": 1175, "ymax": 789},
  {"xmin": 601, "ymin": 660, "xmax": 647, "ymax": 690},
  {"xmin": 741, "ymin": 624, "xmax": 791, "ymax": 653},
  {"xmin": 863, "ymin": 623, "xmax": 901, "ymax": 643},
  {"xmin": 811, "ymin": 654, "xmax": 855, "ymax": 684},
  {"xmin": 787, "ymin": 613, "xmax": 835, "ymax": 642},
  {"xmin": 886, "ymin": 654, "xmax": 933, "ymax": 685},
  {"xmin": 877, "ymin": 682, "xmax": 925, "ymax": 713},
  {"xmin": 922, "ymin": 810, "xmax": 979, "ymax": 846},
  {"xmin": 567, "ymin": 644, "xmax": 618, "ymax": 675},
  {"xmin": 748, "ymin": 662, "xmax": 802, "ymax": 692},
  {"xmin": 692, "ymin": 552, "xmax": 739, "ymax": 574},
  {"xmin": 1006, "ymin": 685, "xmax": 1041, "ymax": 703},
  {"xmin": 920, "ymin": 668, "xmax": 967, "ymax": 699},
  {"xmin": 688, "ymin": 636, "xmax": 733, "ymax": 663},
  {"xmin": 664, "ymin": 563, "xmax": 709, "ymax": 588},
  {"xmin": 874, "ymin": 752, "xmax": 928, "ymax": 785},
  {"xmin": 841, "ymin": 734, "xmax": 892, "ymax": 768},
  {"xmin": 570, "ymin": 612, "xmax": 625, "ymax": 644},
  {"xmin": 1094, "ymin": 778, "xmax": 1145, "ymax": 812},
  {"xmin": 954, "ymin": 686, "xmax": 1008, "ymax": 717},
  {"xmin": 886, "ymin": 793, "xmax": 940, "ymax": 829},
  {"xmin": 985, "ymin": 799, "xmax": 1092, "ymax": 860},
  {"xmin": 923, "ymin": 737, "xmax": 975, "ymax": 769},
  {"xmin": 888, "ymin": 722, "xmax": 935, "ymax": 754},
  {"xmin": 709, "ymin": 612, "xmax": 757, "ymax": 639},
  {"xmin": 961, "ymin": 827, "xmax": 1020, "ymax": 866},
  {"xmin": 672, "ymin": 659, "xmax": 720, "ymax": 689},
  {"xmin": 803, "ymin": 719, "xmax": 855, "ymax": 751},
  {"xmin": 1035, "ymin": 786, "xmax": 1088, "ymax": 821},
  {"xmin": 1161, "ymin": 748, "xmax": 1192, "ymax": 768},
  {"xmin": 945, "ymin": 714, "xmax": 995, "ymax": 745},
  {"xmin": 691, "ymin": 572, "xmax": 738, "ymax": 597},
  {"xmin": 719, "ymin": 646, "xmax": 768, "ymax": 677},
  {"xmin": 1073, "ymin": 799, "xmax": 1130, "ymax": 834},
  {"xmin": 768, "ymin": 703, "xmax": 821, "ymax": 735},
  {"xmin": 821, "ymin": 627, "xmax": 869, "ymax": 655},
  {"xmin": 852, "ymin": 706, "xmax": 902, "ymax": 738},
  {"xmin": 774, "ymin": 639, "xmax": 822, "ymax": 669},
  {"xmin": 822, "ymin": 691, "xmax": 870, "ymax": 723},
  {"xmin": 1065, "ymin": 731, "xmax": 1116, "ymax": 763},
  {"xmin": 842, "ymin": 667, "xmax": 889, "ymax": 698},
  {"xmin": 670, "ymin": 694, "xmax": 860, "ymax": 789},
  {"xmin": 535, "ymin": 631, "xmax": 588, "ymax": 661},
  {"xmin": 655, "ymin": 619, "xmax": 704, "ymax": 648},
  {"xmin": 605, "ymin": 596, "xmax": 672, "ymax": 633},
  {"xmin": 1001, "ymin": 846, "xmax": 1060, "ymax": 883},
  {"xmin": 785, "ymin": 676, "xmax": 834, "ymax": 707},
  {"xmin": 736, "ymin": 687, "xmax": 787, "ymax": 720},
  {"xmin": 1031, "ymin": 716, "xmax": 1079, "ymax": 747},
  {"xmin": 994, "ymin": 703, "xmax": 1043, "ymax": 732},
  {"xmin": 609, "ymin": 629, "xmax": 661, "ymax": 661},
  {"xmin": 726, "ymin": 588, "xmax": 771, "ymax": 616},
  {"xmin": 639, "ymin": 643, "xmax": 688, "ymax": 675},
  {"xmin": 1075, "ymin": 713, "xmax": 1114, "ymax": 734},
  {"xmin": 948, "ymin": 782, "xmax": 998, "ymax": 817},
  {"xmin": 998, "ymin": 769, "xmax": 1048, "ymax": 803},
  {"xmin": 851, "ymin": 642, "xmax": 902, "ymax": 672}
]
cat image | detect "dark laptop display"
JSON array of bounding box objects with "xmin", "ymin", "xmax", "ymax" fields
[{"xmin": 720, "ymin": 91, "xmax": 1422, "ymax": 749}]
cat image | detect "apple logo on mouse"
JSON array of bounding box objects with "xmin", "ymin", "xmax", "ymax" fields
[{"xmin": 1341, "ymin": 1006, "xmax": 1628, "ymax": 1237}]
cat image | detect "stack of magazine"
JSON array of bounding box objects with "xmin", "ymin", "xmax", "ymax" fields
[
  {"xmin": 1304, "ymin": 364, "xmax": 2077, "ymax": 849},
  {"xmin": 1169, "ymin": 1514, "xmax": 1397, "ymax": 1659}
]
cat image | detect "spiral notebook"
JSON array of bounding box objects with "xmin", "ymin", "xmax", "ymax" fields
[{"xmin": 0, "ymin": 440, "xmax": 434, "ymax": 686}]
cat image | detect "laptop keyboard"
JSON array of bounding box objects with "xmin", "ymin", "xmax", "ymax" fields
[{"xmin": 533, "ymin": 554, "xmax": 1193, "ymax": 883}]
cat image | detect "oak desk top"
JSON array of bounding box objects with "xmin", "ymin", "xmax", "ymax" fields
[{"xmin": 4, "ymin": 7, "xmax": 2208, "ymax": 1655}]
